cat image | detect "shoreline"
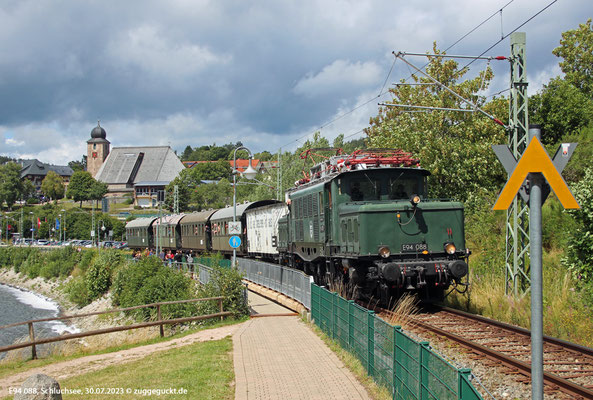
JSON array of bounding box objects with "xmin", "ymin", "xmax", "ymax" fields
[
  {"xmin": 0, "ymin": 268, "xmax": 160, "ymax": 362},
  {"xmin": 0, "ymin": 268, "xmax": 76, "ymax": 317}
]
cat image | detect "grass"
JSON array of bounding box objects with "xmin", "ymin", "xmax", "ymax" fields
[
  {"xmin": 57, "ymin": 337, "xmax": 234, "ymax": 400},
  {"xmin": 446, "ymin": 225, "xmax": 593, "ymax": 347},
  {"xmin": 0, "ymin": 318, "xmax": 244, "ymax": 380}
]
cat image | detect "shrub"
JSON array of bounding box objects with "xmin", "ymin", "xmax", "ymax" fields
[
  {"xmin": 85, "ymin": 251, "xmax": 125, "ymax": 301},
  {"xmin": 66, "ymin": 276, "xmax": 89, "ymax": 306},
  {"xmin": 195, "ymin": 265, "xmax": 249, "ymax": 319},
  {"xmin": 112, "ymin": 256, "xmax": 195, "ymax": 320}
]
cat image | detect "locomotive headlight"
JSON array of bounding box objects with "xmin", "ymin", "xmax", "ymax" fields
[
  {"xmin": 444, "ymin": 242, "xmax": 456, "ymax": 255},
  {"xmin": 409, "ymin": 194, "xmax": 421, "ymax": 206},
  {"xmin": 379, "ymin": 246, "xmax": 391, "ymax": 258}
]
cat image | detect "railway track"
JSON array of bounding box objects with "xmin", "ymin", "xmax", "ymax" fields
[{"xmin": 376, "ymin": 306, "xmax": 593, "ymax": 399}]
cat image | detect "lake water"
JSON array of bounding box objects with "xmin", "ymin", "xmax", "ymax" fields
[{"xmin": 0, "ymin": 283, "xmax": 80, "ymax": 359}]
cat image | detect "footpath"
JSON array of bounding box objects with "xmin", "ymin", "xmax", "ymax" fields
[{"xmin": 234, "ymin": 291, "xmax": 371, "ymax": 399}]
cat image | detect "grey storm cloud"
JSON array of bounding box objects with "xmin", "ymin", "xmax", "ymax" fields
[{"xmin": 0, "ymin": 0, "xmax": 589, "ymax": 164}]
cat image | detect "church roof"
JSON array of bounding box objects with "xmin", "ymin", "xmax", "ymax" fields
[
  {"xmin": 87, "ymin": 121, "xmax": 110, "ymax": 144},
  {"xmin": 95, "ymin": 146, "xmax": 184, "ymax": 185}
]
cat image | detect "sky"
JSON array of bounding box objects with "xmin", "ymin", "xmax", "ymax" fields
[{"xmin": 0, "ymin": 0, "xmax": 589, "ymax": 165}]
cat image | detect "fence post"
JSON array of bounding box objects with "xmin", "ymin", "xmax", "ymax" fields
[
  {"xmin": 419, "ymin": 341, "xmax": 430, "ymax": 398},
  {"xmin": 367, "ymin": 311, "xmax": 375, "ymax": 377},
  {"xmin": 28, "ymin": 322, "xmax": 37, "ymax": 360},
  {"xmin": 348, "ymin": 300, "xmax": 354, "ymax": 351},
  {"xmin": 458, "ymin": 368, "xmax": 482, "ymax": 400},
  {"xmin": 157, "ymin": 304, "xmax": 164, "ymax": 337},
  {"xmin": 219, "ymin": 298, "xmax": 224, "ymax": 321},
  {"xmin": 332, "ymin": 292, "xmax": 338, "ymax": 340},
  {"xmin": 392, "ymin": 325, "xmax": 401, "ymax": 400}
]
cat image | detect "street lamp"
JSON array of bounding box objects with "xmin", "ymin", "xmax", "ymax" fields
[
  {"xmin": 61, "ymin": 209, "xmax": 66, "ymax": 242},
  {"xmin": 29, "ymin": 212, "xmax": 34, "ymax": 241},
  {"xmin": 232, "ymin": 146, "xmax": 258, "ymax": 267},
  {"xmin": 58, "ymin": 214, "xmax": 61, "ymax": 242}
]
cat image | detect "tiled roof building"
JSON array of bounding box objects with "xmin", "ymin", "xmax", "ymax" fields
[
  {"xmin": 20, "ymin": 159, "xmax": 74, "ymax": 191},
  {"xmin": 95, "ymin": 146, "xmax": 185, "ymax": 197}
]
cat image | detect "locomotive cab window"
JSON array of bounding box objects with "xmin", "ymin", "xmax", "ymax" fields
[{"xmin": 347, "ymin": 174, "xmax": 380, "ymax": 201}]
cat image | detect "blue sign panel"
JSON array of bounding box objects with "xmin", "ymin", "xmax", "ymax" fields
[{"xmin": 229, "ymin": 235, "xmax": 241, "ymax": 248}]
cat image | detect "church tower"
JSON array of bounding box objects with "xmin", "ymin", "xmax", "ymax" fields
[{"xmin": 87, "ymin": 121, "xmax": 110, "ymax": 178}]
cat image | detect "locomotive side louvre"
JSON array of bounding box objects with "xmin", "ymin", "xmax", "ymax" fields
[
  {"xmin": 126, "ymin": 217, "xmax": 157, "ymax": 250},
  {"xmin": 245, "ymin": 202, "xmax": 288, "ymax": 257},
  {"xmin": 287, "ymin": 183, "xmax": 325, "ymax": 262},
  {"xmin": 179, "ymin": 210, "xmax": 217, "ymax": 252}
]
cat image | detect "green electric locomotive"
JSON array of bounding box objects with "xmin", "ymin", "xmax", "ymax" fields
[{"xmin": 278, "ymin": 149, "xmax": 469, "ymax": 303}]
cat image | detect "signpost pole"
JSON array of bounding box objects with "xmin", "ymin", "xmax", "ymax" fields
[{"xmin": 528, "ymin": 126, "xmax": 543, "ymax": 400}]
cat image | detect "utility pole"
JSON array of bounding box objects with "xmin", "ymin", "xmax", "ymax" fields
[
  {"xmin": 174, "ymin": 185, "xmax": 179, "ymax": 214},
  {"xmin": 505, "ymin": 32, "xmax": 530, "ymax": 295},
  {"xmin": 91, "ymin": 201, "xmax": 96, "ymax": 246},
  {"xmin": 277, "ymin": 148, "xmax": 282, "ymax": 201}
]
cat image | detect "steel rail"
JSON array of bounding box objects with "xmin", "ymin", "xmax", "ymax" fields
[
  {"xmin": 437, "ymin": 306, "xmax": 593, "ymax": 358},
  {"xmin": 408, "ymin": 312, "xmax": 593, "ymax": 399}
]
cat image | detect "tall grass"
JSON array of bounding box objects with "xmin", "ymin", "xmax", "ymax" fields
[{"xmin": 447, "ymin": 196, "xmax": 593, "ymax": 347}]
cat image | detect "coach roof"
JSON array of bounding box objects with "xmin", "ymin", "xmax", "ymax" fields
[{"xmin": 210, "ymin": 200, "xmax": 280, "ymax": 221}]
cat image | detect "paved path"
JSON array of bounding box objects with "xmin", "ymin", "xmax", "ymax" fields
[{"xmin": 233, "ymin": 292, "xmax": 371, "ymax": 399}]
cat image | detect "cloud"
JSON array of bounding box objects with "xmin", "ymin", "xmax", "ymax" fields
[
  {"xmin": 293, "ymin": 59, "xmax": 382, "ymax": 98},
  {"xmin": 0, "ymin": 0, "xmax": 588, "ymax": 165},
  {"xmin": 106, "ymin": 25, "xmax": 231, "ymax": 83}
]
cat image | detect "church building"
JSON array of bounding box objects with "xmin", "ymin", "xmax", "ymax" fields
[{"xmin": 86, "ymin": 122, "xmax": 184, "ymax": 204}]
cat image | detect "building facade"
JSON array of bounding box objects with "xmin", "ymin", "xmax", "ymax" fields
[{"xmin": 87, "ymin": 121, "xmax": 110, "ymax": 178}]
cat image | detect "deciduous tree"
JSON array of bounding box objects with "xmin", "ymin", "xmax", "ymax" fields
[
  {"xmin": 364, "ymin": 45, "xmax": 507, "ymax": 201},
  {"xmin": 41, "ymin": 171, "xmax": 65, "ymax": 203},
  {"xmin": 0, "ymin": 162, "xmax": 24, "ymax": 209},
  {"xmin": 552, "ymin": 18, "xmax": 593, "ymax": 97},
  {"xmin": 529, "ymin": 77, "xmax": 593, "ymax": 145},
  {"xmin": 66, "ymin": 171, "xmax": 98, "ymax": 206}
]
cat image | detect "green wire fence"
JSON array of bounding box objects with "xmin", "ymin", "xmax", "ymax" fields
[{"xmin": 311, "ymin": 284, "xmax": 483, "ymax": 400}]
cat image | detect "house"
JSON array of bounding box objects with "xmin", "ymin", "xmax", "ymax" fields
[{"xmin": 19, "ymin": 159, "xmax": 74, "ymax": 192}]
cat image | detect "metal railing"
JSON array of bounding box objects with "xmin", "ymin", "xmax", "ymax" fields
[
  {"xmin": 311, "ymin": 284, "xmax": 483, "ymax": 400},
  {"xmin": 236, "ymin": 258, "xmax": 314, "ymax": 309},
  {"xmin": 0, "ymin": 297, "xmax": 229, "ymax": 360}
]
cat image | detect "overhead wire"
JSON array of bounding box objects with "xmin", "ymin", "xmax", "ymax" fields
[
  {"xmin": 279, "ymin": 0, "xmax": 558, "ymax": 153},
  {"xmin": 460, "ymin": 0, "xmax": 558, "ymax": 70},
  {"xmin": 275, "ymin": 0, "xmax": 517, "ymax": 153}
]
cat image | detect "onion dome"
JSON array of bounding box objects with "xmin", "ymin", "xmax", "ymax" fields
[{"xmin": 91, "ymin": 120, "xmax": 106, "ymax": 139}]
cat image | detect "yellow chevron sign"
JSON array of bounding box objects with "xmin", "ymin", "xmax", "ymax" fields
[{"xmin": 493, "ymin": 137, "xmax": 580, "ymax": 210}]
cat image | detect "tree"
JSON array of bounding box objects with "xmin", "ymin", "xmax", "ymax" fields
[
  {"xmin": 165, "ymin": 169, "xmax": 194, "ymax": 212},
  {"xmin": 565, "ymin": 167, "xmax": 593, "ymax": 303},
  {"xmin": 0, "ymin": 162, "xmax": 23, "ymax": 209},
  {"xmin": 552, "ymin": 18, "xmax": 593, "ymax": 97},
  {"xmin": 66, "ymin": 171, "xmax": 98, "ymax": 206},
  {"xmin": 41, "ymin": 171, "xmax": 65, "ymax": 203},
  {"xmin": 529, "ymin": 77, "xmax": 593, "ymax": 144},
  {"xmin": 181, "ymin": 145, "xmax": 193, "ymax": 161},
  {"xmin": 364, "ymin": 45, "xmax": 507, "ymax": 201},
  {"xmin": 89, "ymin": 180, "xmax": 108, "ymax": 203},
  {"xmin": 68, "ymin": 157, "xmax": 86, "ymax": 172},
  {"xmin": 21, "ymin": 179, "xmax": 36, "ymax": 201},
  {"xmin": 194, "ymin": 179, "xmax": 233, "ymax": 210}
]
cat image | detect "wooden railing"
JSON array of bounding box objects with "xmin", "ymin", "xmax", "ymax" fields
[{"xmin": 0, "ymin": 297, "xmax": 229, "ymax": 359}]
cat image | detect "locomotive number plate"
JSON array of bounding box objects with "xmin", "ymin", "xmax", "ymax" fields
[{"xmin": 401, "ymin": 243, "xmax": 428, "ymax": 252}]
